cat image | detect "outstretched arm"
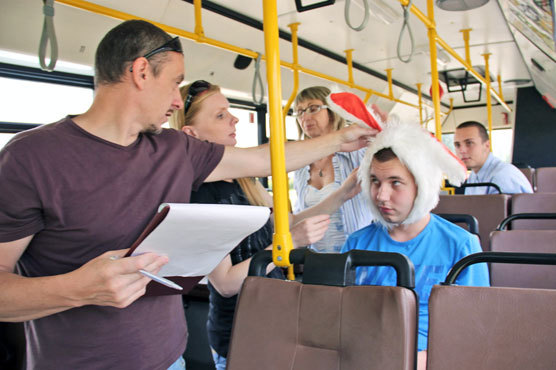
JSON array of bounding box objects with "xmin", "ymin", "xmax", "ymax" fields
[
  {"xmin": 205, "ymin": 125, "xmax": 376, "ymax": 182},
  {"xmin": 0, "ymin": 236, "xmax": 169, "ymax": 322}
]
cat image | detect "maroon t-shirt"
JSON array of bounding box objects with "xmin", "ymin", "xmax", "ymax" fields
[{"xmin": 0, "ymin": 117, "xmax": 224, "ymax": 370}]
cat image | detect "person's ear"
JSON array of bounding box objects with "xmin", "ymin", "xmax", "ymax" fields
[
  {"xmin": 129, "ymin": 58, "xmax": 149, "ymax": 88},
  {"xmin": 182, "ymin": 125, "xmax": 198, "ymax": 138}
]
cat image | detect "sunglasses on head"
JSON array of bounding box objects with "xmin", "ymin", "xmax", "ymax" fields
[
  {"xmin": 129, "ymin": 36, "xmax": 183, "ymax": 72},
  {"xmin": 183, "ymin": 80, "xmax": 211, "ymax": 115}
]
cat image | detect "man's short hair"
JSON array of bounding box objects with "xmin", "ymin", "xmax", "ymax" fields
[
  {"xmin": 456, "ymin": 121, "xmax": 489, "ymax": 142},
  {"xmin": 94, "ymin": 20, "xmax": 175, "ymax": 86},
  {"xmin": 373, "ymin": 147, "xmax": 397, "ymax": 163}
]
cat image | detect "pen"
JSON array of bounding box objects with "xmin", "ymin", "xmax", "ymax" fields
[
  {"xmin": 109, "ymin": 255, "xmax": 183, "ymax": 290},
  {"xmin": 138, "ymin": 269, "xmax": 183, "ymax": 291}
]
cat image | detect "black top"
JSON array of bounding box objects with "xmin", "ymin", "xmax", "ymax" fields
[{"xmin": 190, "ymin": 180, "xmax": 283, "ymax": 358}]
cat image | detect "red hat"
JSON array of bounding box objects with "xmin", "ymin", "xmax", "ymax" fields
[{"xmin": 326, "ymin": 92, "xmax": 382, "ymax": 131}]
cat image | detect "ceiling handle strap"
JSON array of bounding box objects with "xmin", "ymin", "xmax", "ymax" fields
[
  {"xmin": 39, "ymin": 0, "xmax": 58, "ymax": 72},
  {"xmin": 345, "ymin": 0, "xmax": 370, "ymax": 31},
  {"xmin": 252, "ymin": 53, "xmax": 265, "ymax": 105},
  {"xmin": 397, "ymin": 0, "xmax": 415, "ymax": 63}
]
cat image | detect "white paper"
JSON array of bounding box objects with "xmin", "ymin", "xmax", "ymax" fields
[{"xmin": 132, "ymin": 203, "xmax": 271, "ymax": 277}]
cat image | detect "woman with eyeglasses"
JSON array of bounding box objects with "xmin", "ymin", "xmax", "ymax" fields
[
  {"xmin": 169, "ymin": 81, "xmax": 361, "ymax": 370},
  {"xmin": 293, "ymin": 86, "xmax": 377, "ymax": 253}
]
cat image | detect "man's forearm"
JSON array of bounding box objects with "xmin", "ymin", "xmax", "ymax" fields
[{"xmin": 0, "ymin": 272, "xmax": 78, "ymax": 322}]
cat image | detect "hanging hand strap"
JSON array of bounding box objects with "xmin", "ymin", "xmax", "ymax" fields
[
  {"xmin": 397, "ymin": 0, "xmax": 415, "ymax": 63},
  {"xmin": 345, "ymin": 0, "xmax": 370, "ymax": 31},
  {"xmin": 39, "ymin": 0, "xmax": 58, "ymax": 71},
  {"xmin": 252, "ymin": 53, "xmax": 265, "ymax": 105}
]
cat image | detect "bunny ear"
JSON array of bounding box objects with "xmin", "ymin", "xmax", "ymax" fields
[
  {"xmin": 326, "ymin": 92, "xmax": 382, "ymax": 131},
  {"xmin": 428, "ymin": 132, "xmax": 468, "ymax": 186}
]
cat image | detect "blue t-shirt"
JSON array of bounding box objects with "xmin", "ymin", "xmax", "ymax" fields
[{"xmin": 341, "ymin": 214, "xmax": 489, "ymax": 351}]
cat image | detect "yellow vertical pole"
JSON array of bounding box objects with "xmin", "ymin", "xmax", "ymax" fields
[
  {"xmin": 363, "ymin": 91, "xmax": 372, "ymax": 103},
  {"xmin": 193, "ymin": 0, "xmax": 205, "ymax": 38},
  {"xmin": 416, "ymin": 83, "xmax": 423, "ymax": 126},
  {"xmin": 262, "ymin": 0, "xmax": 294, "ymax": 275},
  {"xmin": 386, "ymin": 68, "xmax": 394, "ymax": 99},
  {"xmin": 497, "ymin": 74, "xmax": 505, "ymax": 102},
  {"xmin": 483, "ymin": 53, "xmax": 493, "ymax": 152},
  {"xmin": 282, "ymin": 23, "xmax": 300, "ymax": 119},
  {"xmin": 460, "ymin": 29, "xmax": 472, "ymax": 65},
  {"xmin": 426, "ymin": 0, "xmax": 442, "ymax": 139},
  {"xmin": 345, "ymin": 49, "xmax": 355, "ymax": 87}
]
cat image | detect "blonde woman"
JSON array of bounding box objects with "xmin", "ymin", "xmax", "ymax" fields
[{"xmin": 170, "ymin": 80, "xmax": 360, "ymax": 370}]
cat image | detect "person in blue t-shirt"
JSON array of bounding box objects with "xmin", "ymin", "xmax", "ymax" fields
[{"xmin": 339, "ymin": 117, "xmax": 490, "ymax": 370}]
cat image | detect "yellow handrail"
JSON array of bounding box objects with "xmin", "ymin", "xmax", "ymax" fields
[
  {"xmin": 345, "ymin": 49, "xmax": 355, "ymax": 87},
  {"xmin": 55, "ymin": 0, "xmax": 438, "ymax": 113},
  {"xmin": 425, "ymin": 0, "xmax": 443, "ymax": 139},
  {"xmin": 282, "ymin": 23, "xmax": 300, "ymax": 119},
  {"xmin": 483, "ymin": 53, "xmax": 493, "ymax": 152},
  {"xmin": 416, "ymin": 83, "xmax": 423, "ymax": 126},
  {"xmin": 401, "ymin": 0, "xmax": 512, "ymax": 113},
  {"xmin": 386, "ymin": 68, "xmax": 394, "ymax": 99},
  {"xmin": 262, "ymin": 0, "xmax": 294, "ymax": 275}
]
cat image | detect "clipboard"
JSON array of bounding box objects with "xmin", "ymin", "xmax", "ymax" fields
[{"xmin": 125, "ymin": 203, "xmax": 271, "ymax": 296}]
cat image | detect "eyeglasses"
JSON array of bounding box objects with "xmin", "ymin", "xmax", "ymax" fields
[
  {"xmin": 183, "ymin": 80, "xmax": 211, "ymax": 115},
  {"xmin": 294, "ymin": 104, "xmax": 328, "ymax": 119},
  {"xmin": 129, "ymin": 36, "xmax": 183, "ymax": 72}
]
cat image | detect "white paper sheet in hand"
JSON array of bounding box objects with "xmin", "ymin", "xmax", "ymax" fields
[{"xmin": 132, "ymin": 203, "xmax": 271, "ymax": 277}]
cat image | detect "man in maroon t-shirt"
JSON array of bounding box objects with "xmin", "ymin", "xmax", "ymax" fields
[{"xmin": 0, "ymin": 20, "xmax": 376, "ymax": 370}]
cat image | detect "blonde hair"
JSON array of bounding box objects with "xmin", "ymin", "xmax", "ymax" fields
[
  {"xmin": 170, "ymin": 82, "xmax": 270, "ymax": 207},
  {"xmin": 294, "ymin": 86, "xmax": 346, "ymax": 139}
]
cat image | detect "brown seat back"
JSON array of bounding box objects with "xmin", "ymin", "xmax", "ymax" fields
[
  {"xmin": 433, "ymin": 194, "xmax": 511, "ymax": 251},
  {"xmin": 510, "ymin": 193, "xmax": 556, "ymax": 229},
  {"xmin": 535, "ymin": 167, "xmax": 556, "ymax": 193},
  {"xmin": 490, "ymin": 230, "xmax": 556, "ymax": 288},
  {"xmin": 518, "ymin": 167, "xmax": 536, "ymax": 191},
  {"xmin": 227, "ymin": 277, "xmax": 417, "ymax": 370},
  {"xmin": 428, "ymin": 285, "xmax": 556, "ymax": 370}
]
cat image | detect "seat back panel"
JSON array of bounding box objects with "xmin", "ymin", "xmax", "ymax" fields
[{"xmin": 428, "ymin": 285, "xmax": 556, "ymax": 370}]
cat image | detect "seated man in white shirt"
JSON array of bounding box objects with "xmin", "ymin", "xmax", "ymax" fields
[{"xmin": 453, "ymin": 121, "xmax": 533, "ymax": 194}]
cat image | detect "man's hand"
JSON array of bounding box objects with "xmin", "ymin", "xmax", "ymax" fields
[
  {"xmin": 291, "ymin": 214, "xmax": 330, "ymax": 248},
  {"xmin": 337, "ymin": 124, "xmax": 379, "ymax": 152},
  {"xmin": 68, "ymin": 249, "xmax": 169, "ymax": 309}
]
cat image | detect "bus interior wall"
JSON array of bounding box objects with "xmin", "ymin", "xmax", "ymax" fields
[{"xmin": 513, "ymin": 86, "xmax": 556, "ymax": 168}]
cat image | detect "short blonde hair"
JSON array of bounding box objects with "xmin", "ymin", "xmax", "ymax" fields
[{"xmin": 294, "ymin": 86, "xmax": 346, "ymax": 139}]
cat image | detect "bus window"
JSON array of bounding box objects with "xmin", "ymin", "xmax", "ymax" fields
[
  {"xmin": 0, "ymin": 77, "xmax": 93, "ymax": 124},
  {"xmin": 232, "ymin": 107, "xmax": 259, "ymax": 148}
]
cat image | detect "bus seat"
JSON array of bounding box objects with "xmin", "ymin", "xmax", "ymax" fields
[
  {"xmin": 511, "ymin": 193, "xmax": 556, "ymax": 229},
  {"xmin": 428, "ymin": 252, "xmax": 556, "ymax": 370},
  {"xmin": 226, "ymin": 249, "xmax": 418, "ymax": 370},
  {"xmin": 490, "ymin": 230, "xmax": 556, "ymax": 288},
  {"xmin": 518, "ymin": 167, "xmax": 536, "ymax": 191},
  {"xmin": 436, "ymin": 213, "xmax": 479, "ymax": 236},
  {"xmin": 535, "ymin": 167, "xmax": 556, "ymax": 193},
  {"xmin": 432, "ymin": 194, "xmax": 511, "ymax": 251}
]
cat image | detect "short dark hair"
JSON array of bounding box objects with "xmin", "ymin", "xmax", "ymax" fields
[
  {"xmin": 456, "ymin": 121, "xmax": 489, "ymax": 142},
  {"xmin": 94, "ymin": 20, "xmax": 175, "ymax": 86},
  {"xmin": 373, "ymin": 147, "xmax": 398, "ymax": 162}
]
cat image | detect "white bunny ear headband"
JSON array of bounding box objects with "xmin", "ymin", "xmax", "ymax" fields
[
  {"xmin": 326, "ymin": 91, "xmax": 467, "ymax": 228},
  {"xmin": 325, "ymin": 91, "xmax": 383, "ymax": 131},
  {"xmin": 359, "ymin": 116, "xmax": 468, "ymax": 228}
]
